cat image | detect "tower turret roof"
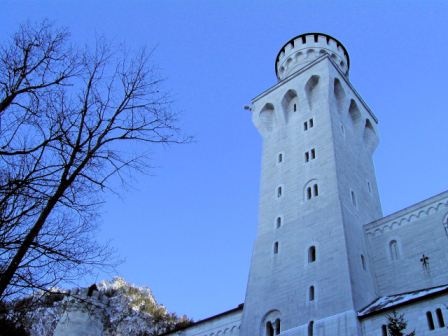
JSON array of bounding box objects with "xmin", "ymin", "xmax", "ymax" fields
[{"xmin": 275, "ymin": 33, "xmax": 350, "ymax": 80}]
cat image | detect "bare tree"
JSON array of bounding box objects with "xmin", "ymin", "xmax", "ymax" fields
[{"xmin": 0, "ymin": 21, "xmax": 189, "ymax": 300}]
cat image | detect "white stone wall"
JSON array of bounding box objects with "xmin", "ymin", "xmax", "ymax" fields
[
  {"xmin": 240, "ymin": 51, "xmax": 382, "ymax": 335},
  {"xmin": 360, "ymin": 294, "xmax": 448, "ymax": 336},
  {"xmin": 364, "ymin": 191, "xmax": 448, "ymax": 296},
  {"xmin": 166, "ymin": 309, "xmax": 242, "ymax": 336}
]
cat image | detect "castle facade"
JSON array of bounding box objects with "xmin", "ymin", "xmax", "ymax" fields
[{"xmin": 165, "ymin": 33, "xmax": 448, "ymax": 336}]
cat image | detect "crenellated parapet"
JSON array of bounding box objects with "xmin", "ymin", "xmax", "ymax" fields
[{"xmin": 275, "ymin": 33, "xmax": 349, "ymax": 80}]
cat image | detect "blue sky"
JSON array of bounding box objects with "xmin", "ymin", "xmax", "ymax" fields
[{"xmin": 2, "ymin": 0, "xmax": 448, "ymax": 321}]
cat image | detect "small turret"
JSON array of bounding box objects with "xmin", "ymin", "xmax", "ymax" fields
[{"xmin": 275, "ymin": 33, "xmax": 350, "ymax": 80}]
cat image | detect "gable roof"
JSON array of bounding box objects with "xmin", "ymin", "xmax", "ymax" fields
[{"xmin": 358, "ymin": 284, "xmax": 448, "ymax": 318}]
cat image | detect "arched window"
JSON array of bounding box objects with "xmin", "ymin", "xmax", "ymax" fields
[
  {"xmin": 308, "ymin": 321, "xmax": 314, "ymax": 336},
  {"xmin": 259, "ymin": 103, "xmax": 276, "ymax": 132},
  {"xmin": 305, "ymin": 181, "xmax": 319, "ymax": 200},
  {"xmin": 275, "ymin": 319, "xmax": 281, "ymax": 335},
  {"xmin": 363, "ymin": 119, "xmax": 377, "ymax": 147},
  {"xmin": 427, "ymin": 311, "xmax": 435, "ymax": 330},
  {"xmin": 274, "ymin": 242, "xmax": 279, "ymax": 254},
  {"xmin": 348, "ymin": 99, "xmax": 361, "ymax": 125},
  {"xmin": 389, "ymin": 240, "xmax": 399, "ymax": 261},
  {"xmin": 305, "ymin": 75, "xmax": 320, "ymax": 110},
  {"xmin": 263, "ymin": 312, "xmax": 281, "ymax": 336},
  {"xmin": 276, "ymin": 217, "xmax": 282, "ymax": 228},
  {"xmin": 436, "ymin": 308, "xmax": 445, "ymax": 327},
  {"xmin": 309, "ymin": 286, "xmax": 315, "ymax": 301},
  {"xmin": 333, "ymin": 78, "xmax": 345, "ymax": 113},
  {"xmin": 308, "ymin": 246, "xmax": 316, "ymax": 263},
  {"xmin": 281, "ymin": 89, "xmax": 298, "ymax": 123}
]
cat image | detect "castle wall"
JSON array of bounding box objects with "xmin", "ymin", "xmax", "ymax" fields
[
  {"xmin": 360, "ymin": 294, "xmax": 448, "ymax": 336},
  {"xmin": 364, "ymin": 191, "xmax": 448, "ymax": 296},
  {"xmin": 327, "ymin": 62, "xmax": 382, "ymax": 311},
  {"xmin": 166, "ymin": 308, "xmax": 242, "ymax": 336}
]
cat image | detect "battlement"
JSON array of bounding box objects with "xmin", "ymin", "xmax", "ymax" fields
[{"xmin": 275, "ymin": 33, "xmax": 350, "ymax": 80}]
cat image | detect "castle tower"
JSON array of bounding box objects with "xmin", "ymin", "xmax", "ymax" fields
[{"xmin": 240, "ymin": 33, "xmax": 383, "ymax": 335}]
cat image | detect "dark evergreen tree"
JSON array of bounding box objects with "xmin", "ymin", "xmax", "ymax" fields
[{"xmin": 386, "ymin": 311, "xmax": 415, "ymax": 336}]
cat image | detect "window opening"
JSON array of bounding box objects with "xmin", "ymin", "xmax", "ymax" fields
[
  {"xmin": 311, "ymin": 148, "xmax": 316, "ymax": 159},
  {"xmin": 266, "ymin": 321, "xmax": 274, "ymax": 336},
  {"xmin": 427, "ymin": 311, "xmax": 435, "ymax": 330},
  {"xmin": 278, "ymin": 153, "xmax": 283, "ymax": 163},
  {"xmin": 309, "ymin": 118, "xmax": 314, "ymax": 127},
  {"xmin": 274, "ymin": 242, "xmax": 279, "ymax": 254},
  {"xmin": 313, "ymin": 184, "xmax": 319, "ymax": 196},
  {"xmin": 307, "ymin": 187, "xmax": 312, "ymax": 200},
  {"xmin": 389, "ymin": 240, "xmax": 399, "ymax": 261},
  {"xmin": 275, "ymin": 319, "xmax": 281, "ymax": 335},
  {"xmin": 361, "ymin": 255, "xmax": 366, "ymax": 271},
  {"xmin": 436, "ymin": 308, "xmax": 445, "ymax": 327},
  {"xmin": 309, "ymin": 286, "xmax": 315, "ymax": 301},
  {"xmin": 308, "ymin": 246, "xmax": 316, "ymax": 263},
  {"xmin": 293, "ymin": 103, "xmax": 297, "ymax": 112},
  {"xmin": 381, "ymin": 324, "xmax": 388, "ymax": 336},
  {"xmin": 351, "ymin": 190, "xmax": 357, "ymax": 207},
  {"xmin": 308, "ymin": 321, "xmax": 314, "ymax": 336},
  {"xmin": 305, "ymin": 152, "xmax": 310, "ymax": 162},
  {"xmin": 367, "ymin": 181, "xmax": 372, "ymax": 193},
  {"xmin": 276, "ymin": 217, "xmax": 282, "ymax": 228},
  {"xmin": 277, "ymin": 186, "xmax": 282, "ymax": 198},
  {"xmin": 304, "ymin": 121, "xmax": 308, "ymax": 131}
]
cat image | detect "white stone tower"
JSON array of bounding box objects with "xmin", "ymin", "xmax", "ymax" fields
[{"xmin": 240, "ymin": 33, "xmax": 383, "ymax": 336}]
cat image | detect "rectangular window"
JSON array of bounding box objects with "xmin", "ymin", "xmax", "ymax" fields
[
  {"xmin": 305, "ymin": 152, "xmax": 310, "ymax": 162},
  {"xmin": 311, "ymin": 148, "xmax": 316, "ymax": 159},
  {"xmin": 309, "ymin": 118, "xmax": 314, "ymax": 127},
  {"xmin": 274, "ymin": 242, "xmax": 279, "ymax": 254},
  {"xmin": 427, "ymin": 312, "xmax": 435, "ymax": 330},
  {"xmin": 304, "ymin": 121, "xmax": 308, "ymax": 131}
]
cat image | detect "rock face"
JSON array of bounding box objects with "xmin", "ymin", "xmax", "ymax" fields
[
  {"xmin": 21, "ymin": 277, "xmax": 191, "ymax": 336},
  {"xmin": 54, "ymin": 309, "xmax": 103, "ymax": 336}
]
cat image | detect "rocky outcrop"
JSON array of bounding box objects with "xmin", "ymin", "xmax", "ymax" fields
[{"xmin": 15, "ymin": 277, "xmax": 191, "ymax": 336}]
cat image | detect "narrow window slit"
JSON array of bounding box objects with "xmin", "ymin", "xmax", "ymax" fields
[
  {"xmin": 427, "ymin": 311, "xmax": 435, "ymax": 330},
  {"xmin": 436, "ymin": 308, "xmax": 445, "ymax": 327},
  {"xmin": 309, "ymin": 286, "xmax": 315, "ymax": 301},
  {"xmin": 274, "ymin": 242, "xmax": 279, "ymax": 254}
]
